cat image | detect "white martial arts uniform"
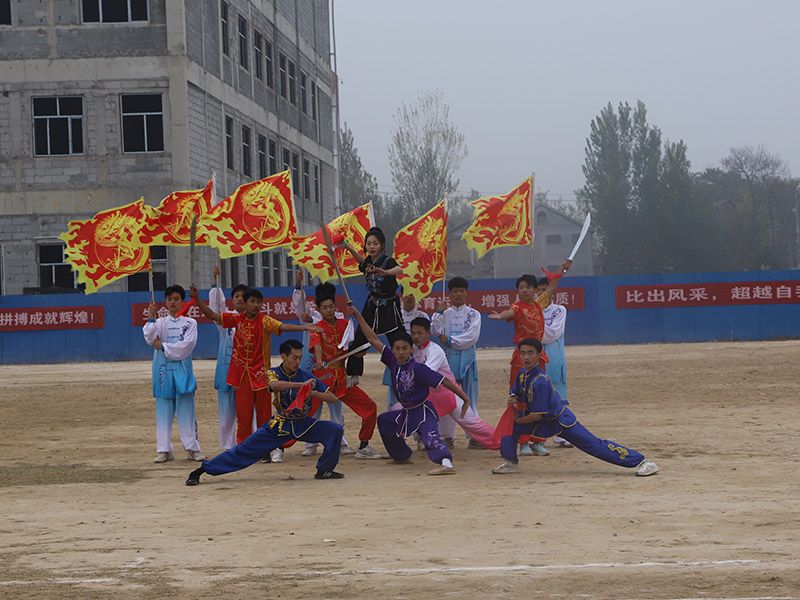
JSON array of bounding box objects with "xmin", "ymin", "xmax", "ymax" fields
[
  {"xmin": 209, "ymin": 287, "xmax": 237, "ymax": 449},
  {"xmin": 431, "ymin": 304, "xmax": 482, "ymax": 416}
]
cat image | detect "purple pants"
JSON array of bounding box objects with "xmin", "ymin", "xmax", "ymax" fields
[{"xmin": 377, "ymin": 405, "xmax": 452, "ymax": 465}]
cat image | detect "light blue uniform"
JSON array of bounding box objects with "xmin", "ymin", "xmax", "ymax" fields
[
  {"xmin": 542, "ymin": 303, "xmax": 568, "ymax": 401},
  {"xmin": 143, "ymin": 314, "xmax": 201, "ymax": 454},
  {"xmin": 210, "ymin": 287, "xmax": 236, "ymax": 449},
  {"xmin": 431, "ymin": 304, "xmax": 481, "ymax": 415}
]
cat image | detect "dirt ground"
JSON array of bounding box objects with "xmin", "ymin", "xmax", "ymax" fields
[{"xmin": 1, "ymin": 340, "xmax": 799, "ymax": 600}]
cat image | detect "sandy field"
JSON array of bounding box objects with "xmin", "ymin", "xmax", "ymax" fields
[{"xmin": 1, "ymin": 340, "xmax": 799, "ymax": 600}]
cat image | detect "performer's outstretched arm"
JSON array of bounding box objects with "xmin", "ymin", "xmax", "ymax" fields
[
  {"xmin": 189, "ymin": 286, "xmax": 222, "ymax": 324},
  {"xmin": 440, "ymin": 378, "xmax": 472, "ymax": 417},
  {"xmin": 348, "ymin": 304, "xmax": 384, "ymax": 353}
]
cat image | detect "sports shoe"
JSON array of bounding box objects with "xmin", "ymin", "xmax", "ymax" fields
[
  {"xmin": 187, "ymin": 450, "xmax": 206, "ymax": 462},
  {"xmin": 492, "ymin": 461, "xmax": 521, "ymax": 474},
  {"xmin": 153, "ymin": 452, "xmax": 174, "ymax": 464},
  {"xmin": 554, "ymin": 436, "xmax": 574, "ymax": 448},
  {"xmin": 467, "ymin": 439, "xmax": 484, "ymax": 450},
  {"xmin": 635, "ymin": 458, "xmax": 660, "ymax": 477},
  {"xmin": 339, "ymin": 444, "xmax": 355, "ymax": 455},
  {"xmin": 428, "ymin": 464, "xmax": 456, "ymax": 476},
  {"xmin": 185, "ymin": 467, "xmax": 204, "ymax": 486},
  {"xmin": 270, "ymin": 448, "xmax": 284, "ymax": 463},
  {"xmin": 302, "ymin": 444, "xmax": 318, "ymax": 457},
  {"xmin": 531, "ymin": 442, "xmax": 550, "ymax": 456},
  {"xmin": 354, "ymin": 445, "xmax": 385, "ymax": 460},
  {"xmin": 444, "ymin": 437, "xmax": 455, "ymax": 449},
  {"xmin": 314, "ymin": 470, "xmax": 345, "ymax": 480},
  {"xmin": 519, "ymin": 443, "xmax": 534, "ymax": 456}
]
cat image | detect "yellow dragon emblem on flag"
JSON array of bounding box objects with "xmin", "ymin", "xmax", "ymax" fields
[{"xmin": 462, "ymin": 177, "xmax": 533, "ymax": 258}]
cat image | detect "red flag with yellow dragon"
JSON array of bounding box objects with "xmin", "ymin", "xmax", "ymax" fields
[
  {"xmin": 288, "ymin": 203, "xmax": 374, "ymax": 282},
  {"xmin": 394, "ymin": 200, "xmax": 447, "ymax": 302},
  {"xmin": 199, "ymin": 170, "xmax": 297, "ymax": 258},
  {"xmin": 139, "ymin": 180, "xmax": 213, "ymax": 245},
  {"xmin": 461, "ymin": 177, "xmax": 532, "ymax": 258},
  {"xmin": 59, "ymin": 198, "xmax": 152, "ymax": 294}
]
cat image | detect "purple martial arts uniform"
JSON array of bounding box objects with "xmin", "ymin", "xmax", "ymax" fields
[{"xmin": 376, "ymin": 346, "xmax": 452, "ymax": 464}]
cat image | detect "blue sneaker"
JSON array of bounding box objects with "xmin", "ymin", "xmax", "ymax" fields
[{"xmin": 519, "ymin": 443, "xmax": 534, "ymax": 456}]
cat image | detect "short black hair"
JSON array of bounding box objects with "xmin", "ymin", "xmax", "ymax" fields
[
  {"xmin": 231, "ymin": 284, "xmax": 249, "ymax": 296},
  {"xmin": 448, "ymin": 276, "xmax": 469, "ymax": 291},
  {"xmin": 279, "ymin": 339, "xmax": 304, "ymax": 355},
  {"xmin": 315, "ymin": 282, "xmax": 337, "ymax": 307},
  {"xmin": 164, "ymin": 285, "xmax": 185, "ymax": 300},
  {"xmin": 392, "ymin": 332, "xmax": 414, "ymax": 348},
  {"xmin": 537, "ymin": 277, "xmax": 549, "ymax": 287},
  {"xmin": 410, "ymin": 316, "xmax": 431, "ymax": 331},
  {"xmin": 517, "ymin": 337, "xmax": 543, "ymax": 353},
  {"xmin": 515, "ymin": 274, "xmax": 537, "ymax": 289},
  {"xmin": 243, "ymin": 288, "xmax": 263, "ymax": 302}
]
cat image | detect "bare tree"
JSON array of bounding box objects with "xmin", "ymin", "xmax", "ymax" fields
[
  {"xmin": 339, "ymin": 123, "xmax": 379, "ymax": 211},
  {"xmin": 388, "ymin": 90, "xmax": 467, "ymax": 220}
]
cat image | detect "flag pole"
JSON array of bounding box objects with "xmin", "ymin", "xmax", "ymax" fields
[
  {"xmin": 530, "ymin": 171, "xmax": 536, "ymax": 270},
  {"xmin": 148, "ymin": 266, "xmax": 155, "ymax": 305},
  {"xmin": 441, "ymin": 194, "xmax": 448, "ymax": 302}
]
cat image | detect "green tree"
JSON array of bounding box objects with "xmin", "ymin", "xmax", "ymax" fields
[{"xmin": 388, "ymin": 90, "xmax": 467, "ymax": 221}]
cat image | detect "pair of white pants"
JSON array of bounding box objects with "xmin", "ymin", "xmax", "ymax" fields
[
  {"xmin": 217, "ymin": 388, "xmax": 236, "ymax": 450},
  {"xmin": 155, "ymin": 393, "xmax": 201, "ymax": 453}
]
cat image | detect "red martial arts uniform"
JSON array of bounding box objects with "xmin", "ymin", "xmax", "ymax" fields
[
  {"xmin": 222, "ymin": 311, "xmax": 282, "ymax": 443},
  {"xmin": 309, "ymin": 318, "xmax": 377, "ymax": 443}
]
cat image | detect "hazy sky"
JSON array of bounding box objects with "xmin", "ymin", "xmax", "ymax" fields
[{"xmin": 333, "ymin": 0, "xmax": 799, "ymax": 201}]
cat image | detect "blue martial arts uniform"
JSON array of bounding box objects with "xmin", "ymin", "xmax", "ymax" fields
[
  {"xmin": 202, "ymin": 365, "xmax": 344, "ymax": 476},
  {"xmin": 500, "ymin": 365, "xmax": 645, "ymax": 468}
]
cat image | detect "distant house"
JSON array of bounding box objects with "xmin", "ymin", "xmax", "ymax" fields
[{"xmin": 445, "ymin": 203, "xmax": 593, "ymax": 282}]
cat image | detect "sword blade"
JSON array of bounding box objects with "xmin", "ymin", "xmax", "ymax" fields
[
  {"xmin": 322, "ymin": 342, "xmax": 371, "ymax": 368},
  {"xmin": 567, "ymin": 213, "xmax": 591, "ymax": 261}
]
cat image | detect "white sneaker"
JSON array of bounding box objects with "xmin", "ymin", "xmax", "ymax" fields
[
  {"xmin": 270, "ymin": 448, "xmax": 284, "ymax": 463},
  {"xmin": 187, "ymin": 450, "xmax": 206, "ymax": 462},
  {"xmin": 635, "ymin": 458, "xmax": 659, "ymax": 477},
  {"xmin": 302, "ymin": 444, "xmax": 318, "ymax": 457},
  {"xmin": 340, "ymin": 444, "xmax": 355, "ymax": 455},
  {"xmin": 354, "ymin": 445, "xmax": 385, "ymax": 460},
  {"xmin": 554, "ymin": 436, "xmax": 574, "ymax": 448},
  {"xmin": 153, "ymin": 452, "xmax": 173, "ymax": 464},
  {"xmin": 492, "ymin": 461, "xmax": 521, "ymax": 474}
]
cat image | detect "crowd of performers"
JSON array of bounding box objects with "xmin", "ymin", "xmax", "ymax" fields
[{"xmin": 141, "ymin": 226, "xmax": 659, "ymax": 486}]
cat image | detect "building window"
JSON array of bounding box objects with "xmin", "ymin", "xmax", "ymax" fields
[
  {"xmin": 285, "ymin": 252, "xmax": 294, "ymax": 286},
  {"xmin": 261, "ymin": 250, "xmax": 281, "ymax": 286},
  {"xmin": 257, "ymin": 134, "xmax": 266, "ymax": 178},
  {"xmin": 311, "ymin": 82, "xmax": 318, "ymax": 121},
  {"xmin": 121, "ymin": 94, "xmax": 163, "ymax": 153},
  {"xmin": 220, "ymin": 1, "xmax": 229, "ymax": 56},
  {"xmin": 38, "ymin": 243, "xmax": 77, "ymax": 289},
  {"xmin": 225, "ymin": 116, "xmax": 234, "ymax": 169},
  {"xmin": 546, "ymin": 234, "xmax": 561, "ymax": 245},
  {"xmin": 33, "ymin": 96, "xmax": 83, "ymax": 156},
  {"xmin": 228, "ymin": 256, "xmax": 240, "ymax": 287},
  {"xmin": 82, "ymin": 0, "xmax": 148, "ymax": 23},
  {"xmin": 537, "ymin": 211, "xmax": 548, "ymax": 225},
  {"xmin": 282, "ymin": 148, "xmax": 290, "ymax": 172},
  {"xmin": 291, "ymin": 152, "xmax": 300, "ymax": 198},
  {"xmin": 278, "ymin": 53, "xmax": 287, "ymax": 99},
  {"xmin": 253, "ymin": 31, "xmax": 263, "ymax": 80},
  {"xmin": 265, "ymin": 40, "xmax": 274, "ymax": 89},
  {"xmin": 288, "ymin": 59, "xmax": 297, "ymax": 105},
  {"xmin": 237, "ymin": 16, "xmax": 248, "ymax": 70},
  {"xmin": 241, "ymin": 125, "xmax": 251, "ymax": 177},
  {"xmin": 260, "ymin": 252, "xmax": 271, "ymax": 286},
  {"xmin": 127, "ymin": 245, "xmax": 167, "ymax": 291},
  {"xmin": 314, "ymin": 163, "xmax": 320, "ymax": 204},
  {"xmin": 302, "ymin": 158, "xmax": 310, "ymax": 202},
  {"xmin": 1, "ymin": 1, "xmax": 11, "ymax": 25},
  {"xmin": 300, "ymin": 71, "xmax": 308, "ymax": 114},
  {"xmin": 246, "ymin": 253, "xmax": 256, "ymax": 287},
  {"xmin": 268, "ymin": 139, "xmax": 277, "ymax": 175}
]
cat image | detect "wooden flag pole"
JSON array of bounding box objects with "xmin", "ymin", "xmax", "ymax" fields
[
  {"xmin": 148, "ymin": 267, "xmax": 155, "ymax": 305},
  {"xmin": 441, "ymin": 195, "xmax": 448, "ymax": 302}
]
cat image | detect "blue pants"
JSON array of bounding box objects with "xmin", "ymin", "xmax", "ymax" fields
[
  {"xmin": 377, "ymin": 409, "xmax": 451, "ymax": 465},
  {"xmin": 155, "ymin": 393, "xmax": 200, "ymax": 453},
  {"xmin": 500, "ymin": 408, "xmax": 644, "ymax": 468},
  {"xmin": 203, "ymin": 417, "xmax": 344, "ymax": 476}
]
